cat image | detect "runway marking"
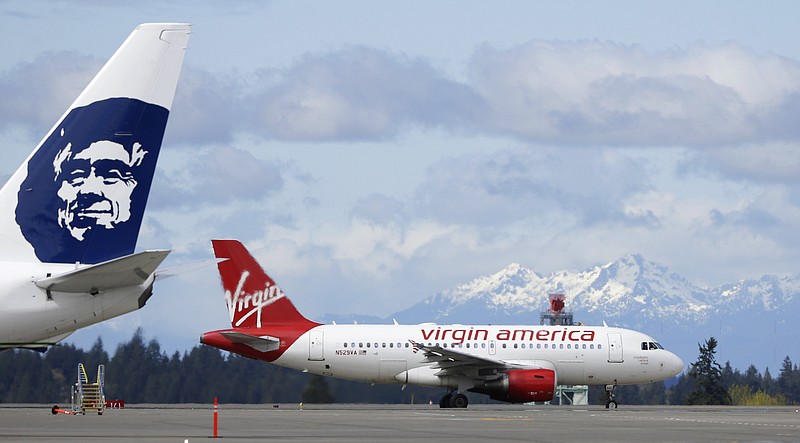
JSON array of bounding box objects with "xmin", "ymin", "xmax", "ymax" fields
[
  {"xmin": 601, "ymin": 412, "xmax": 800, "ymax": 430},
  {"xmin": 479, "ymin": 417, "xmax": 533, "ymax": 421}
]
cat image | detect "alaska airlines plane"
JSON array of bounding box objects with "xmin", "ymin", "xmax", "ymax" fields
[
  {"xmin": 201, "ymin": 240, "xmax": 684, "ymax": 408},
  {"xmin": 0, "ymin": 24, "xmax": 190, "ymax": 349}
]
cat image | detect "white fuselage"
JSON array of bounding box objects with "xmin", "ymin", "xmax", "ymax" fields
[
  {"xmin": 269, "ymin": 324, "xmax": 684, "ymax": 387},
  {"xmin": 0, "ymin": 261, "xmax": 154, "ymax": 347}
]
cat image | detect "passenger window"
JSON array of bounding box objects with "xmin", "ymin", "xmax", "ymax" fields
[
  {"xmin": 382, "ymin": 343, "xmax": 386, "ymax": 348},
  {"xmin": 343, "ymin": 342, "xmax": 348, "ymax": 348},
  {"xmin": 513, "ymin": 344, "xmax": 518, "ymax": 349},
  {"xmin": 366, "ymin": 343, "xmax": 370, "ymax": 348},
  {"xmin": 598, "ymin": 344, "xmax": 602, "ymax": 349},
  {"xmin": 359, "ymin": 342, "xmax": 363, "ymax": 348},
  {"xmin": 502, "ymin": 344, "xmax": 507, "ymax": 348},
  {"xmin": 389, "ymin": 343, "xmax": 394, "ymax": 348},
  {"xmin": 466, "ymin": 343, "xmax": 470, "ymax": 348},
  {"xmin": 590, "ymin": 344, "xmax": 594, "ymax": 349},
  {"xmin": 559, "ymin": 344, "xmax": 564, "ymax": 349},
  {"xmin": 537, "ymin": 343, "xmax": 541, "ymax": 349}
]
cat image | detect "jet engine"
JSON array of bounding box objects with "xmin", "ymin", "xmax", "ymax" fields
[{"xmin": 476, "ymin": 369, "xmax": 557, "ymax": 403}]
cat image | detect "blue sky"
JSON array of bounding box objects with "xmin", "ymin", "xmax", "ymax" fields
[{"xmin": 2, "ymin": 1, "xmax": 800, "ymax": 354}]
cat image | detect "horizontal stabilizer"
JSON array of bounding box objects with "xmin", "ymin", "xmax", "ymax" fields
[
  {"xmin": 35, "ymin": 250, "xmax": 170, "ymax": 293},
  {"xmin": 220, "ymin": 331, "xmax": 281, "ymax": 353}
]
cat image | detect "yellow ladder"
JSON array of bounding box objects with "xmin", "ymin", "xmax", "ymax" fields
[{"xmin": 75, "ymin": 363, "xmax": 105, "ymax": 415}]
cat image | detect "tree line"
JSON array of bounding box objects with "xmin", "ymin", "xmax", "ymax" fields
[
  {"xmin": 0, "ymin": 329, "xmax": 443, "ymax": 405},
  {"xmin": 1, "ymin": 330, "xmax": 798, "ymax": 405}
]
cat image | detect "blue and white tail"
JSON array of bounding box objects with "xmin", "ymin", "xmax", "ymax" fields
[{"xmin": 0, "ymin": 23, "xmax": 190, "ymax": 264}]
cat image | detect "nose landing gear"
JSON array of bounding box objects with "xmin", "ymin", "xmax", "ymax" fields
[{"xmin": 604, "ymin": 383, "xmax": 618, "ymax": 409}]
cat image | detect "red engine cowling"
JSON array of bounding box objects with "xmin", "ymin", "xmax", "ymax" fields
[{"xmin": 481, "ymin": 369, "xmax": 557, "ymax": 403}]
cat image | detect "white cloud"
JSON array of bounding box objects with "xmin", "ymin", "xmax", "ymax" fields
[
  {"xmin": 468, "ymin": 40, "xmax": 800, "ymax": 146},
  {"xmin": 0, "ymin": 51, "xmax": 99, "ymax": 130},
  {"xmin": 151, "ymin": 145, "xmax": 283, "ymax": 208},
  {"xmin": 701, "ymin": 143, "xmax": 800, "ymax": 183},
  {"xmin": 166, "ymin": 66, "xmax": 245, "ymax": 145},
  {"xmin": 250, "ymin": 46, "xmax": 482, "ymax": 140},
  {"xmin": 414, "ymin": 146, "xmax": 654, "ymax": 227}
]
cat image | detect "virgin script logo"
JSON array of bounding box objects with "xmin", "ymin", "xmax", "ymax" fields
[{"xmin": 225, "ymin": 270, "xmax": 285, "ymax": 328}]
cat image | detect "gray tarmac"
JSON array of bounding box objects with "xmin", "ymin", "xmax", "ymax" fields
[{"xmin": 1, "ymin": 403, "xmax": 799, "ymax": 443}]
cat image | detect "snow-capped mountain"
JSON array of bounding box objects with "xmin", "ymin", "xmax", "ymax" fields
[
  {"xmin": 393, "ymin": 254, "xmax": 714, "ymax": 325},
  {"xmin": 377, "ymin": 254, "xmax": 800, "ymax": 371}
]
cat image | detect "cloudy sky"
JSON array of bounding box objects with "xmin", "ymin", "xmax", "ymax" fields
[{"xmin": 2, "ymin": 1, "xmax": 800, "ymax": 353}]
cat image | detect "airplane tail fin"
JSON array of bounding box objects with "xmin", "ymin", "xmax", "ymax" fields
[
  {"xmin": 212, "ymin": 239, "xmax": 318, "ymax": 329},
  {"xmin": 0, "ymin": 23, "xmax": 190, "ymax": 264}
]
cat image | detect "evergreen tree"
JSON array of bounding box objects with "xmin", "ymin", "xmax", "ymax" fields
[
  {"xmin": 763, "ymin": 367, "xmax": 775, "ymax": 395},
  {"xmin": 778, "ymin": 356, "xmax": 799, "ymax": 405},
  {"xmin": 667, "ymin": 371, "xmax": 695, "ymax": 405},
  {"xmin": 743, "ymin": 364, "xmax": 762, "ymax": 393},
  {"xmin": 302, "ymin": 374, "xmax": 334, "ymax": 403},
  {"xmin": 685, "ymin": 337, "xmax": 731, "ymax": 405},
  {"xmin": 639, "ymin": 381, "xmax": 667, "ymax": 404},
  {"xmin": 721, "ymin": 361, "xmax": 735, "ymax": 388}
]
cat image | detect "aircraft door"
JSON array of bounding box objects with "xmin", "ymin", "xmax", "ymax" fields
[
  {"xmin": 607, "ymin": 333, "xmax": 623, "ymax": 363},
  {"xmin": 308, "ymin": 329, "xmax": 324, "ymax": 361}
]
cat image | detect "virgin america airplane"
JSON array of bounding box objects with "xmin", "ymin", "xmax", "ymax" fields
[{"xmin": 201, "ymin": 240, "xmax": 684, "ymax": 408}]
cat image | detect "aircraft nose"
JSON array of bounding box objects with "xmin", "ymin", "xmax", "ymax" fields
[{"xmin": 670, "ymin": 353, "xmax": 684, "ymax": 376}]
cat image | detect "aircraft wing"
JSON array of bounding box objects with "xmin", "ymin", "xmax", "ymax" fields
[
  {"xmin": 220, "ymin": 331, "xmax": 281, "ymax": 353},
  {"xmin": 411, "ymin": 340, "xmax": 539, "ymax": 378},
  {"xmin": 34, "ymin": 250, "xmax": 170, "ymax": 293}
]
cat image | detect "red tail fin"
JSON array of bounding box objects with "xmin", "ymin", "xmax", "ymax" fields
[{"xmin": 212, "ymin": 239, "xmax": 316, "ymax": 328}]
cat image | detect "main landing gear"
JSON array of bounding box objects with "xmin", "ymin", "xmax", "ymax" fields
[
  {"xmin": 604, "ymin": 383, "xmax": 618, "ymax": 409},
  {"xmin": 439, "ymin": 389, "xmax": 469, "ymax": 408}
]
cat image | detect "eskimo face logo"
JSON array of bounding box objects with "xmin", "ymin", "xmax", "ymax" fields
[
  {"xmin": 14, "ymin": 97, "xmax": 168, "ymax": 264},
  {"xmin": 225, "ymin": 270, "xmax": 286, "ymax": 328},
  {"xmin": 53, "ymin": 138, "xmax": 148, "ymax": 241}
]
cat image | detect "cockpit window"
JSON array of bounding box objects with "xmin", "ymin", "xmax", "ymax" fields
[{"xmin": 642, "ymin": 341, "xmax": 664, "ymax": 350}]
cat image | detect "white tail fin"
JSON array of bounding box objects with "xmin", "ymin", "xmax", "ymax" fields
[{"xmin": 0, "ymin": 23, "xmax": 190, "ymax": 264}]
